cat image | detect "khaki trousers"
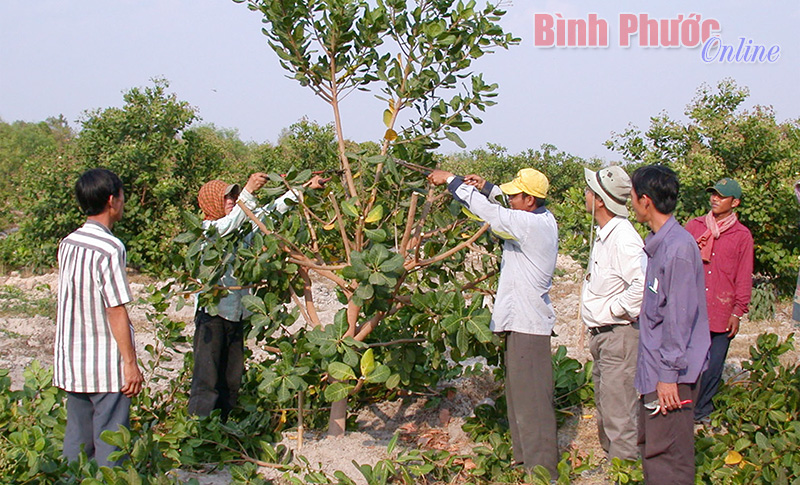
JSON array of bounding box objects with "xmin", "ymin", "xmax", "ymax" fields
[{"xmin": 589, "ymin": 323, "xmax": 640, "ymax": 460}]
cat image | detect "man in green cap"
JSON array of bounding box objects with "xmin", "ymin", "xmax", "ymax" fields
[
  {"xmin": 685, "ymin": 177, "xmax": 753, "ymax": 424},
  {"xmin": 428, "ymin": 167, "xmax": 559, "ymax": 477}
]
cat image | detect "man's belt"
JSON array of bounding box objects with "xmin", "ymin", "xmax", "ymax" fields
[{"xmin": 589, "ymin": 324, "xmax": 624, "ymax": 336}]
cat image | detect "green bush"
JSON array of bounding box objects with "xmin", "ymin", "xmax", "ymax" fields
[
  {"xmin": 608, "ymin": 79, "xmax": 800, "ymax": 294},
  {"xmin": 695, "ymin": 333, "xmax": 800, "ymax": 483}
]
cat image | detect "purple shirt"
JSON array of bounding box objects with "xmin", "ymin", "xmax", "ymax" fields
[{"xmin": 635, "ymin": 216, "xmax": 710, "ymax": 395}]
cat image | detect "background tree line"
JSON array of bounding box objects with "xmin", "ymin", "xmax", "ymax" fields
[{"xmin": 0, "ymin": 78, "xmax": 799, "ymax": 295}]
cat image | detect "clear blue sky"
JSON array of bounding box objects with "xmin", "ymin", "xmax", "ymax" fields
[{"xmin": 1, "ymin": 1, "xmax": 798, "ymax": 161}]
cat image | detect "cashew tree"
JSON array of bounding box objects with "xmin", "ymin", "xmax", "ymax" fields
[{"xmin": 173, "ymin": 0, "xmax": 519, "ymax": 437}]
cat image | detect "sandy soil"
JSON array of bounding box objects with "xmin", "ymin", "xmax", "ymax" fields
[{"xmin": 1, "ymin": 254, "xmax": 798, "ymax": 484}]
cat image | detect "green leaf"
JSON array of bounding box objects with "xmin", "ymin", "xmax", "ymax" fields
[
  {"xmin": 383, "ymin": 109, "xmax": 393, "ymax": 128},
  {"xmin": 465, "ymin": 316, "xmax": 493, "ymax": 343},
  {"xmin": 324, "ymin": 382, "xmax": 354, "ymax": 402},
  {"xmin": 387, "ymin": 433, "xmax": 400, "ymax": 454},
  {"xmin": 444, "ymin": 130, "xmax": 466, "ymax": 148},
  {"xmin": 241, "ymin": 295, "xmax": 267, "ymax": 314},
  {"xmin": 356, "ymin": 283, "xmax": 374, "ymax": 300},
  {"xmin": 328, "ymin": 362, "xmax": 357, "ymax": 381},
  {"xmin": 378, "ymin": 253, "xmax": 405, "ymax": 273},
  {"xmin": 364, "ymin": 228, "xmax": 388, "ymax": 242},
  {"xmin": 456, "ymin": 327, "xmax": 469, "ymax": 353},
  {"xmin": 440, "ymin": 314, "xmax": 461, "ymax": 334},
  {"xmin": 386, "ymin": 373, "xmax": 401, "ymax": 389},
  {"xmin": 333, "ymin": 309, "xmax": 349, "ymax": 337},
  {"xmin": 365, "ymin": 364, "xmax": 390, "ymax": 383},
  {"xmin": 360, "ymin": 348, "xmax": 376, "ymax": 377},
  {"xmin": 173, "ymin": 231, "xmax": 196, "ymax": 244},
  {"xmin": 182, "ymin": 211, "xmax": 203, "ymax": 230},
  {"xmin": 341, "ymin": 200, "xmax": 359, "ymax": 218},
  {"xmin": 369, "ymin": 271, "xmax": 394, "ymax": 287}
]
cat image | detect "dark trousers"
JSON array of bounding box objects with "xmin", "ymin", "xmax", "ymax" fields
[
  {"xmin": 694, "ymin": 331, "xmax": 731, "ymax": 420},
  {"xmin": 505, "ymin": 332, "xmax": 558, "ymax": 477},
  {"xmin": 188, "ymin": 310, "xmax": 244, "ymax": 417},
  {"xmin": 638, "ymin": 383, "xmax": 697, "ymax": 485},
  {"xmin": 64, "ymin": 392, "xmax": 131, "ymax": 467}
]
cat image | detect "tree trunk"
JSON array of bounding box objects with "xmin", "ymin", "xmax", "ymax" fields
[{"xmin": 327, "ymin": 399, "xmax": 347, "ymax": 437}]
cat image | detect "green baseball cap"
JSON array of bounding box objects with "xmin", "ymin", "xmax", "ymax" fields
[{"xmin": 707, "ymin": 178, "xmax": 742, "ymax": 199}]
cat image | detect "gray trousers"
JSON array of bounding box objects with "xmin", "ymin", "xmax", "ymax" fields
[
  {"xmin": 638, "ymin": 383, "xmax": 698, "ymax": 485},
  {"xmin": 589, "ymin": 324, "xmax": 639, "ymax": 460},
  {"xmin": 505, "ymin": 332, "xmax": 558, "ymax": 477},
  {"xmin": 64, "ymin": 391, "xmax": 131, "ymax": 467}
]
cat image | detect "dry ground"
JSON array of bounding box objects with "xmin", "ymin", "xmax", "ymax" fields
[{"xmin": 1, "ymin": 254, "xmax": 798, "ymax": 484}]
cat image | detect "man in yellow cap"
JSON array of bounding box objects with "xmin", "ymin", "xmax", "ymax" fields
[{"xmin": 428, "ymin": 168, "xmax": 559, "ymax": 477}]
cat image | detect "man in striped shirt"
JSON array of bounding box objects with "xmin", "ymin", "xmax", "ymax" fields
[{"xmin": 54, "ymin": 168, "xmax": 143, "ymax": 467}]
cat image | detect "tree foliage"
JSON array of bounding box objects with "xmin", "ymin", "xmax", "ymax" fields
[
  {"xmin": 607, "ymin": 79, "xmax": 800, "ymax": 292},
  {"xmin": 1, "ymin": 80, "xmax": 231, "ymax": 274},
  {"xmin": 176, "ymin": 0, "xmax": 521, "ymax": 436},
  {"xmin": 0, "ymin": 117, "xmax": 73, "ymax": 230}
]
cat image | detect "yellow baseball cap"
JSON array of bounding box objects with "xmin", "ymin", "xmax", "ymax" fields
[{"xmin": 499, "ymin": 168, "xmax": 549, "ymax": 198}]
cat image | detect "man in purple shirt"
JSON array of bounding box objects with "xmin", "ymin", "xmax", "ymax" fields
[{"xmin": 630, "ymin": 165, "xmax": 710, "ymax": 484}]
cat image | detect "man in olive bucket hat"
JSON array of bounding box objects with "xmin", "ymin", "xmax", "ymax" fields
[
  {"xmin": 427, "ymin": 167, "xmax": 559, "ymax": 477},
  {"xmin": 582, "ymin": 166, "xmax": 645, "ymax": 460},
  {"xmin": 190, "ymin": 172, "xmax": 326, "ymax": 418}
]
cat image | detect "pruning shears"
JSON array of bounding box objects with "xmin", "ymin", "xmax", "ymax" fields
[{"xmin": 643, "ymin": 399, "xmax": 692, "ymax": 416}]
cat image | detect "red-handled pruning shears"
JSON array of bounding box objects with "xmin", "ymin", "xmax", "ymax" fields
[{"xmin": 643, "ymin": 399, "xmax": 692, "ymax": 416}]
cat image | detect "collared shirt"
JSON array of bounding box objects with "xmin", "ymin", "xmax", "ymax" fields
[
  {"xmin": 199, "ymin": 188, "xmax": 298, "ymax": 322},
  {"xmin": 448, "ymin": 177, "xmax": 558, "ymax": 336},
  {"xmin": 635, "ymin": 216, "xmax": 710, "ymax": 395},
  {"xmin": 54, "ymin": 220, "xmax": 134, "ymax": 393},
  {"xmin": 582, "ymin": 216, "xmax": 645, "ymax": 328},
  {"xmin": 685, "ymin": 217, "xmax": 753, "ymax": 333}
]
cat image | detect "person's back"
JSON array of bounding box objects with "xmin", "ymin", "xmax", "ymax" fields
[
  {"xmin": 55, "ymin": 221, "xmax": 130, "ymax": 392},
  {"xmin": 492, "ymin": 204, "xmax": 558, "ymax": 335},
  {"xmin": 54, "ymin": 168, "xmax": 143, "ymax": 468}
]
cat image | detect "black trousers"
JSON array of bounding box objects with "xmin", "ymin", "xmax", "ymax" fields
[
  {"xmin": 188, "ymin": 310, "xmax": 244, "ymax": 417},
  {"xmin": 694, "ymin": 331, "xmax": 731, "ymax": 420}
]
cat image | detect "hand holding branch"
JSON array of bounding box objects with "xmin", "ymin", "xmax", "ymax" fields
[
  {"xmin": 244, "ymin": 172, "xmax": 269, "ymax": 194},
  {"xmin": 427, "ymin": 169, "xmax": 454, "ymax": 186}
]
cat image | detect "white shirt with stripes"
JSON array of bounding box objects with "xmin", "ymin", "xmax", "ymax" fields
[{"xmin": 53, "ymin": 220, "xmax": 133, "ymax": 393}]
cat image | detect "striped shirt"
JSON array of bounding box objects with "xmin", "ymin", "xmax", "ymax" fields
[{"xmin": 53, "ymin": 220, "xmax": 134, "ymax": 393}]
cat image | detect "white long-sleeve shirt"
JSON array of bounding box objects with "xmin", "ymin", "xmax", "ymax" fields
[
  {"xmin": 198, "ymin": 188, "xmax": 298, "ymax": 321},
  {"xmin": 581, "ymin": 216, "xmax": 645, "ymax": 328},
  {"xmin": 448, "ymin": 177, "xmax": 559, "ymax": 336}
]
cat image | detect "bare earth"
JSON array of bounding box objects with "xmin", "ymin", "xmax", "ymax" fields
[{"xmin": 1, "ymin": 254, "xmax": 797, "ymax": 484}]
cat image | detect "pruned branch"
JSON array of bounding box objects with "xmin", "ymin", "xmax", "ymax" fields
[{"xmin": 399, "ymin": 191, "xmax": 419, "ymax": 257}]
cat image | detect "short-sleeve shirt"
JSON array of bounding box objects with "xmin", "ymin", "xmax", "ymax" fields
[{"xmin": 53, "ymin": 220, "xmax": 134, "ymax": 393}]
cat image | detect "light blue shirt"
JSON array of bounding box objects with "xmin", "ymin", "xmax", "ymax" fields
[
  {"xmin": 198, "ymin": 188, "xmax": 297, "ymax": 321},
  {"xmin": 448, "ymin": 177, "xmax": 559, "ymax": 336}
]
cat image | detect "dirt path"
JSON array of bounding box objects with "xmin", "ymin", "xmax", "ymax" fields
[{"xmin": 1, "ymin": 255, "xmax": 798, "ymax": 484}]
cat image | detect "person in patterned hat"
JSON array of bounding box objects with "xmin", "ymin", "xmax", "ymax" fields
[{"xmin": 190, "ymin": 172, "xmax": 326, "ymax": 418}]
